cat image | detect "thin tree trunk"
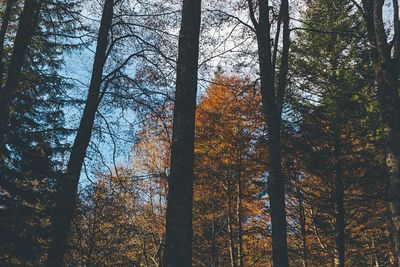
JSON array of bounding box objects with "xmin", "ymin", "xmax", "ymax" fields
[
  {"xmin": 143, "ymin": 239, "xmax": 151, "ymax": 267},
  {"xmin": 0, "ymin": 0, "xmax": 41, "ymax": 161},
  {"xmin": 227, "ymin": 176, "xmax": 237, "ymax": 267},
  {"xmin": 374, "ymin": 257, "xmax": 380, "ymax": 267},
  {"xmin": 296, "ymin": 176, "xmax": 307, "ymax": 267},
  {"xmin": 211, "ymin": 201, "xmax": 218, "ymax": 267},
  {"xmin": 236, "ymin": 155, "xmax": 244, "ymax": 267},
  {"xmin": 310, "ymin": 208, "xmax": 332, "ymax": 260},
  {"xmin": 46, "ymin": 0, "xmax": 114, "ymax": 265},
  {"xmin": 334, "ymin": 131, "xmax": 345, "ymax": 267},
  {"xmin": 247, "ymin": 0, "xmax": 290, "ymax": 265},
  {"xmin": 361, "ymin": 1, "xmax": 400, "ymax": 264},
  {"xmin": 371, "ymin": 237, "xmax": 380, "ymax": 267},
  {"xmin": 162, "ymin": 0, "xmax": 201, "ymax": 266},
  {"xmin": 0, "ymin": 0, "xmax": 15, "ymax": 86},
  {"xmin": 85, "ymin": 199, "xmax": 100, "ymax": 267},
  {"xmin": 236, "ymin": 185, "xmax": 244, "ymax": 267}
]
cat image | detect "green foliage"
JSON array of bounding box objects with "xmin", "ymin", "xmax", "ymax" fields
[
  {"xmin": 286, "ymin": 0, "xmax": 393, "ymax": 265},
  {"xmin": 0, "ymin": 0, "xmax": 81, "ymax": 264}
]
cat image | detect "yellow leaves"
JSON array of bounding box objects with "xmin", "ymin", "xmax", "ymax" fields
[
  {"xmin": 196, "ymin": 75, "xmax": 263, "ymax": 132},
  {"xmin": 191, "ymin": 74, "xmax": 272, "ymax": 265}
]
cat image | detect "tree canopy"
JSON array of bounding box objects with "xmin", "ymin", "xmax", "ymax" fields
[{"xmin": 0, "ymin": 0, "xmax": 399, "ymax": 266}]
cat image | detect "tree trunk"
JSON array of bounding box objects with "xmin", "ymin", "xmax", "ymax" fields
[
  {"xmin": 361, "ymin": 1, "xmax": 400, "ymax": 264},
  {"xmin": 162, "ymin": 0, "xmax": 201, "ymax": 266},
  {"xmin": 371, "ymin": 237, "xmax": 380, "ymax": 267},
  {"xmin": 296, "ymin": 176, "xmax": 307, "ymax": 267},
  {"xmin": 236, "ymin": 170, "xmax": 244, "ymax": 267},
  {"xmin": 0, "ymin": 0, "xmax": 41, "ymax": 161},
  {"xmin": 266, "ymin": 116, "xmax": 288, "ymax": 267},
  {"xmin": 46, "ymin": 0, "xmax": 114, "ymax": 265},
  {"xmin": 211, "ymin": 201, "xmax": 218, "ymax": 267},
  {"xmin": 334, "ymin": 131, "xmax": 345, "ymax": 267},
  {"xmin": 227, "ymin": 176, "xmax": 238, "ymax": 267},
  {"xmin": 247, "ymin": 0, "xmax": 290, "ymax": 265},
  {"xmin": 0, "ymin": 0, "xmax": 15, "ymax": 86}
]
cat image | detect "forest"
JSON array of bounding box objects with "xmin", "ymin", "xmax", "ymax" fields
[{"xmin": 0, "ymin": 0, "xmax": 399, "ymax": 266}]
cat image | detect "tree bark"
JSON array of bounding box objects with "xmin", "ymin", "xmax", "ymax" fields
[
  {"xmin": 236, "ymin": 170, "xmax": 244, "ymax": 267},
  {"xmin": 211, "ymin": 201, "xmax": 218, "ymax": 267},
  {"xmin": 227, "ymin": 176, "xmax": 238, "ymax": 267},
  {"xmin": 0, "ymin": 0, "xmax": 15, "ymax": 86},
  {"xmin": 46, "ymin": 0, "xmax": 114, "ymax": 265},
  {"xmin": 334, "ymin": 131, "xmax": 345, "ymax": 267},
  {"xmin": 296, "ymin": 175, "xmax": 307, "ymax": 267},
  {"xmin": 162, "ymin": 0, "xmax": 201, "ymax": 266},
  {"xmin": 0, "ymin": 0, "xmax": 41, "ymax": 163},
  {"xmin": 247, "ymin": 0, "xmax": 290, "ymax": 265},
  {"xmin": 361, "ymin": 0, "xmax": 400, "ymax": 265}
]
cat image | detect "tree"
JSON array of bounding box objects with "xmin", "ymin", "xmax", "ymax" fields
[
  {"xmin": 285, "ymin": 0, "xmax": 394, "ymax": 265},
  {"xmin": 46, "ymin": 0, "xmax": 115, "ymax": 264},
  {"xmin": 163, "ymin": 0, "xmax": 202, "ymax": 266},
  {"xmin": 246, "ymin": 0, "xmax": 291, "ymax": 265},
  {"xmin": 0, "ymin": 0, "xmax": 80, "ymax": 264},
  {"xmin": 193, "ymin": 74, "xmax": 271, "ymax": 266},
  {"xmin": 0, "ymin": 0, "xmax": 15, "ymax": 85},
  {"xmin": 359, "ymin": 0, "xmax": 400, "ymax": 264},
  {"xmin": 0, "ymin": 0, "xmax": 41, "ymax": 163},
  {"xmin": 1, "ymin": 0, "xmax": 400, "ymax": 265},
  {"xmin": 66, "ymin": 172, "xmax": 164, "ymax": 266},
  {"xmin": 290, "ymin": 1, "xmax": 364, "ymax": 264}
]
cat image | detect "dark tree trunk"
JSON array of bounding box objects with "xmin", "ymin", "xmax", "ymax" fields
[
  {"xmin": 162, "ymin": 0, "xmax": 201, "ymax": 266},
  {"xmin": 236, "ymin": 170, "xmax": 244, "ymax": 267},
  {"xmin": 247, "ymin": 0, "xmax": 290, "ymax": 265},
  {"xmin": 0, "ymin": 0, "xmax": 15, "ymax": 86},
  {"xmin": 296, "ymin": 175, "xmax": 307, "ymax": 267},
  {"xmin": 46, "ymin": 0, "xmax": 114, "ymax": 265},
  {"xmin": 334, "ymin": 132, "xmax": 345, "ymax": 267},
  {"xmin": 266, "ymin": 116, "xmax": 288, "ymax": 267},
  {"xmin": 226, "ymin": 176, "xmax": 238, "ymax": 267},
  {"xmin": 0, "ymin": 0, "xmax": 41, "ymax": 161},
  {"xmin": 361, "ymin": 0, "xmax": 400, "ymax": 264},
  {"xmin": 211, "ymin": 201, "xmax": 218, "ymax": 267}
]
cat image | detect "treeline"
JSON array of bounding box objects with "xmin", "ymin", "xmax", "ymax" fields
[{"xmin": 0, "ymin": 0, "xmax": 399, "ymax": 266}]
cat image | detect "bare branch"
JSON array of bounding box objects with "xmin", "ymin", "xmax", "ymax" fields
[
  {"xmin": 247, "ymin": 0, "xmax": 258, "ymax": 28},
  {"xmin": 206, "ymin": 8, "xmax": 256, "ymax": 32}
]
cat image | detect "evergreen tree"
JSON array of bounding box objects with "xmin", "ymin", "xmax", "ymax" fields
[
  {"xmin": 0, "ymin": 0, "xmax": 81, "ymax": 264},
  {"xmin": 287, "ymin": 0, "xmax": 394, "ymax": 265}
]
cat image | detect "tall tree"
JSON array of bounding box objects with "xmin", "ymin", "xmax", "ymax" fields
[
  {"xmin": 66, "ymin": 172, "xmax": 164, "ymax": 267},
  {"xmin": 286, "ymin": 0, "xmax": 394, "ymax": 265},
  {"xmin": 46, "ymin": 0, "xmax": 114, "ymax": 265},
  {"xmin": 163, "ymin": 0, "xmax": 202, "ymax": 265},
  {"xmin": 292, "ymin": 2, "xmax": 357, "ymax": 264},
  {"xmin": 0, "ymin": 0, "xmax": 15, "ymax": 85},
  {"xmin": 193, "ymin": 74, "xmax": 270, "ymax": 266},
  {"xmin": 246, "ymin": 0, "xmax": 291, "ymax": 265},
  {"xmin": 0, "ymin": 0, "xmax": 80, "ymax": 264},
  {"xmin": 360, "ymin": 0, "xmax": 400, "ymax": 264},
  {"xmin": 0, "ymin": 0, "xmax": 41, "ymax": 163}
]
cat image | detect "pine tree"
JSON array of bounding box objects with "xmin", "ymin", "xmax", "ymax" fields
[
  {"xmin": 0, "ymin": 0, "xmax": 81, "ymax": 264},
  {"xmin": 287, "ymin": 0, "xmax": 394, "ymax": 265}
]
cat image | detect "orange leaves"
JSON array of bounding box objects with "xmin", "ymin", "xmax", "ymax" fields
[{"xmin": 192, "ymin": 74, "xmax": 271, "ymax": 265}]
